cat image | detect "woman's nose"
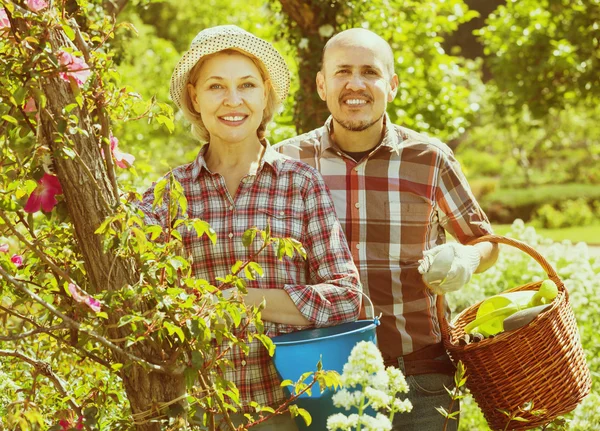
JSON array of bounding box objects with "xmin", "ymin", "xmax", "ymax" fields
[{"xmin": 224, "ymin": 88, "xmax": 243, "ymax": 106}]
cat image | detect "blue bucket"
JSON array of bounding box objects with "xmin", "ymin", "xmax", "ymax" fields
[{"xmin": 272, "ymin": 319, "xmax": 379, "ymax": 430}]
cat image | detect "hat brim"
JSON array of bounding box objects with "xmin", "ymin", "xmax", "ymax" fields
[{"xmin": 170, "ymin": 29, "xmax": 290, "ymax": 111}]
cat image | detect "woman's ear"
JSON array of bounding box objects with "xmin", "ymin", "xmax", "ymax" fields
[{"xmin": 187, "ymin": 83, "xmax": 200, "ymax": 112}]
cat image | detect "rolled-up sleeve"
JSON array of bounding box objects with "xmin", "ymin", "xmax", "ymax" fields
[
  {"xmin": 436, "ymin": 150, "xmax": 494, "ymax": 244},
  {"xmin": 283, "ymin": 171, "xmax": 362, "ymax": 327}
]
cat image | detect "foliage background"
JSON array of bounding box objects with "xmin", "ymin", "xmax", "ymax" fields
[{"xmin": 1, "ymin": 0, "xmax": 599, "ymax": 429}]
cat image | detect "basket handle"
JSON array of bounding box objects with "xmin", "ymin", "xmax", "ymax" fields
[{"xmin": 435, "ymin": 234, "xmax": 564, "ymax": 342}]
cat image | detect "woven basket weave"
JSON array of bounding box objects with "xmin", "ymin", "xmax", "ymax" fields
[{"xmin": 437, "ymin": 235, "xmax": 591, "ymax": 431}]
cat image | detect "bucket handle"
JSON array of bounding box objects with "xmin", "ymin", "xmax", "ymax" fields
[{"xmin": 348, "ymin": 285, "xmax": 381, "ymax": 324}]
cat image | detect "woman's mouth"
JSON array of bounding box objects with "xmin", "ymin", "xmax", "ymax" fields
[{"xmin": 218, "ymin": 115, "xmax": 248, "ymax": 126}]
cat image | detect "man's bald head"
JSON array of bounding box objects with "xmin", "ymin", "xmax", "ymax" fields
[{"xmin": 321, "ymin": 28, "xmax": 395, "ymax": 78}]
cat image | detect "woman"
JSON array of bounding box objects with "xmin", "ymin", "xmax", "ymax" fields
[{"xmin": 137, "ymin": 25, "xmax": 361, "ymax": 430}]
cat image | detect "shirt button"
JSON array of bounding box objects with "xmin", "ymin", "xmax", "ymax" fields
[
  {"xmin": 228, "ymin": 233, "xmax": 233, "ymax": 239},
  {"xmin": 356, "ymin": 243, "xmax": 360, "ymax": 249},
  {"xmin": 354, "ymin": 167, "xmax": 360, "ymax": 172},
  {"xmin": 279, "ymin": 211, "xmax": 285, "ymax": 216},
  {"xmin": 229, "ymin": 205, "xmax": 234, "ymax": 210},
  {"xmin": 354, "ymin": 202, "xmax": 360, "ymax": 208},
  {"xmin": 241, "ymin": 360, "xmax": 247, "ymax": 366}
]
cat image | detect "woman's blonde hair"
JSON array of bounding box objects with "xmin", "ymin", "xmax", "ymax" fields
[{"xmin": 180, "ymin": 48, "xmax": 281, "ymax": 143}]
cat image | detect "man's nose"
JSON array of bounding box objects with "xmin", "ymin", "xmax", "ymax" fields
[{"xmin": 345, "ymin": 73, "xmax": 367, "ymax": 91}]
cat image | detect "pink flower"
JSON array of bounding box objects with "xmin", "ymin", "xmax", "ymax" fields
[
  {"xmin": 57, "ymin": 50, "xmax": 91, "ymax": 87},
  {"xmin": 23, "ymin": 98, "xmax": 37, "ymax": 113},
  {"xmin": 24, "ymin": 173, "xmax": 63, "ymax": 213},
  {"xmin": 0, "ymin": 8, "xmax": 10, "ymax": 30},
  {"xmin": 11, "ymin": 254, "xmax": 23, "ymax": 267},
  {"xmin": 0, "ymin": 244, "xmax": 8, "ymax": 253},
  {"xmin": 85, "ymin": 297, "xmax": 102, "ymax": 313},
  {"xmin": 109, "ymin": 135, "xmax": 135, "ymax": 168},
  {"xmin": 26, "ymin": 0, "xmax": 47, "ymax": 12},
  {"xmin": 68, "ymin": 283, "xmax": 102, "ymax": 313}
]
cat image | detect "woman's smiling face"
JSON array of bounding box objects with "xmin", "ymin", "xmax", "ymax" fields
[{"xmin": 187, "ymin": 52, "xmax": 268, "ymax": 146}]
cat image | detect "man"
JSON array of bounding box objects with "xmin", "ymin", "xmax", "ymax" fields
[{"xmin": 275, "ymin": 28, "xmax": 499, "ymax": 430}]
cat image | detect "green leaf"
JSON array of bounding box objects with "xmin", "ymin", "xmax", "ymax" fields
[
  {"xmin": 191, "ymin": 219, "xmax": 216, "ymax": 244},
  {"xmin": 62, "ymin": 24, "xmax": 76, "ymax": 41},
  {"xmin": 248, "ymin": 262, "xmax": 263, "ymax": 277},
  {"xmin": 231, "ymin": 260, "xmax": 243, "ymax": 274},
  {"xmin": 163, "ymin": 321, "xmax": 185, "ymax": 342},
  {"xmin": 156, "ymin": 114, "xmax": 175, "ymax": 133},
  {"xmin": 241, "ymin": 228, "xmax": 257, "ymax": 247},
  {"xmin": 277, "ymin": 238, "xmax": 286, "ymax": 260},
  {"xmin": 435, "ymin": 406, "xmax": 449, "ymax": 417},
  {"xmin": 152, "ymin": 178, "xmax": 167, "ymax": 209},
  {"xmin": 510, "ymin": 417, "xmax": 531, "ymax": 423},
  {"xmin": 2, "ymin": 115, "xmax": 18, "ymax": 125},
  {"xmin": 62, "ymin": 147, "xmax": 76, "ymax": 159},
  {"xmin": 146, "ymin": 225, "xmax": 163, "ymax": 240},
  {"xmin": 95, "ymin": 217, "xmax": 113, "ymax": 234},
  {"xmin": 295, "ymin": 408, "xmax": 312, "ymax": 426}
]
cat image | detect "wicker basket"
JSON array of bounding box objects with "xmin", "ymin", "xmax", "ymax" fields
[{"xmin": 436, "ymin": 235, "xmax": 592, "ymax": 431}]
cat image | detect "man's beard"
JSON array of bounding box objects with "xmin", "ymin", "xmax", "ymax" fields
[{"xmin": 333, "ymin": 112, "xmax": 384, "ymax": 132}]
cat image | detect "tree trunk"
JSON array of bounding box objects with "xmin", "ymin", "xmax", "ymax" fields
[
  {"xmin": 38, "ymin": 26, "xmax": 185, "ymax": 431},
  {"xmin": 279, "ymin": 0, "xmax": 341, "ymax": 133}
]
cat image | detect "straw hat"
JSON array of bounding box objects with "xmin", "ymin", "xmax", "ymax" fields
[{"xmin": 169, "ymin": 25, "xmax": 291, "ymax": 110}]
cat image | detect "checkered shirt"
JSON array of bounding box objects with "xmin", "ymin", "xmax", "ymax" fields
[
  {"xmin": 274, "ymin": 115, "xmax": 493, "ymax": 360},
  {"xmin": 137, "ymin": 142, "xmax": 361, "ymax": 411}
]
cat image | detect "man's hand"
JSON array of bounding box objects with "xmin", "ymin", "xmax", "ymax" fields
[{"xmin": 418, "ymin": 243, "xmax": 481, "ymax": 295}]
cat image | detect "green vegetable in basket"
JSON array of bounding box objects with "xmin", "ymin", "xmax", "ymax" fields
[{"xmin": 463, "ymin": 280, "xmax": 558, "ymax": 337}]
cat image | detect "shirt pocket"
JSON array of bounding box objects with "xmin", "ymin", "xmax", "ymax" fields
[
  {"xmin": 257, "ymin": 206, "xmax": 304, "ymax": 242},
  {"xmin": 385, "ymin": 201, "xmax": 432, "ymax": 260}
]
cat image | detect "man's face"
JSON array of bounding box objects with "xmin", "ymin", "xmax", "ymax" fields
[{"xmin": 317, "ymin": 44, "xmax": 398, "ymax": 132}]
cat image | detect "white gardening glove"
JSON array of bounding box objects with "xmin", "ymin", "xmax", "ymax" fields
[{"xmin": 418, "ymin": 243, "xmax": 481, "ymax": 295}]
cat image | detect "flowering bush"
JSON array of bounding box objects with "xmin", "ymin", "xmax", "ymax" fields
[
  {"xmin": 0, "ymin": 3, "xmax": 339, "ymax": 430},
  {"xmin": 326, "ymin": 341, "xmax": 412, "ymax": 431}
]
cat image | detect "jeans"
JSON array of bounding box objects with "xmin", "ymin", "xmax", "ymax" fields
[{"xmin": 391, "ymin": 356, "xmax": 459, "ymax": 431}]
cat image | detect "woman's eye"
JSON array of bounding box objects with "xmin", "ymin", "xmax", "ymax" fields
[
  {"xmin": 241, "ymin": 82, "xmax": 256, "ymax": 88},
  {"xmin": 209, "ymin": 84, "xmax": 222, "ymax": 90}
]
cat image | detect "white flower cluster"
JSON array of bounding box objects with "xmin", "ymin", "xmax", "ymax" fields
[{"xmin": 327, "ymin": 341, "xmax": 412, "ymax": 431}]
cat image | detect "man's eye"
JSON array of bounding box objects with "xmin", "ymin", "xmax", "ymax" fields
[
  {"xmin": 337, "ymin": 69, "xmax": 350, "ymax": 74},
  {"xmin": 365, "ymin": 70, "xmax": 378, "ymax": 75}
]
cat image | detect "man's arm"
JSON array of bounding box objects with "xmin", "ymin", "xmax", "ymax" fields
[{"xmin": 474, "ymin": 241, "xmax": 499, "ymax": 273}]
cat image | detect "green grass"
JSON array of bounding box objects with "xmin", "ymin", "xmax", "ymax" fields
[{"xmin": 494, "ymin": 223, "xmax": 600, "ymax": 244}]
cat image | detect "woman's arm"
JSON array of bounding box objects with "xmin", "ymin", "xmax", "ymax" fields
[
  {"xmin": 277, "ymin": 165, "xmax": 362, "ymax": 327},
  {"xmin": 244, "ymin": 288, "xmax": 312, "ymax": 326}
]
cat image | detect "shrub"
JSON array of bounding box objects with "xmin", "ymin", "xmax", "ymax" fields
[
  {"xmin": 532, "ymin": 199, "xmax": 597, "ymax": 229},
  {"xmin": 481, "ymin": 184, "xmax": 600, "ymax": 223}
]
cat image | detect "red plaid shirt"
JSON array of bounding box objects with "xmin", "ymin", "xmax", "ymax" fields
[
  {"xmin": 137, "ymin": 142, "xmax": 361, "ymax": 411},
  {"xmin": 275, "ymin": 115, "xmax": 493, "ymax": 360}
]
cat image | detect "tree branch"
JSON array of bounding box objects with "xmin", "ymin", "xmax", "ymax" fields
[
  {"xmin": 0, "ymin": 349, "xmax": 82, "ymax": 416},
  {"xmin": 0, "ymin": 265, "xmax": 174, "ymax": 374},
  {"xmin": 0, "ymin": 324, "xmax": 69, "ymax": 341},
  {"xmin": 0, "ymin": 304, "xmax": 112, "ymax": 369}
]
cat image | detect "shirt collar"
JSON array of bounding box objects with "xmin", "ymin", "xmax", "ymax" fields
[
  {"xmin": 190, "ymin": 139, "xmax": 281, "ymax": 180},
  {"xmin": 323, "ymin": 113, "xmax": 401, "ymax": 154}
]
